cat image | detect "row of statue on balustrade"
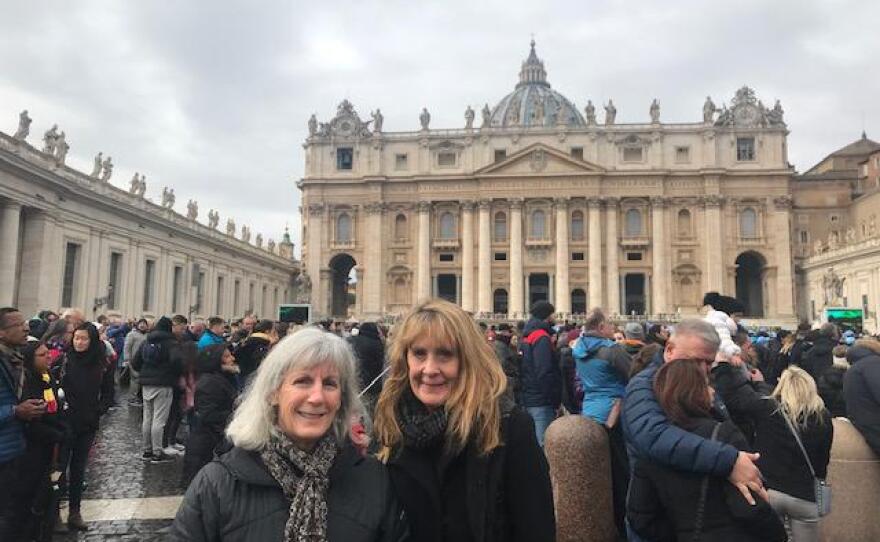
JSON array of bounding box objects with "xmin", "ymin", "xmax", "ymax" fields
[
  {"xmin": 307, "ymin": 93, "xmax": 785, "ymax": 137},
  {"xmin": 9, "ymin": 110, "xmax": 280, "ymax": 253},
  {"xmin": 813, "ymin": 221, "xmax": 879, "ymax": 256}
]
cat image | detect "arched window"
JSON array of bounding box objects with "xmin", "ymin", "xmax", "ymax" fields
[
  {"xmin": 530, "ymin": 209, "xmax": 546, "ymax": 239},
  {"xmin": 493, "ymin": 288, "xmax": 508, "ymax": 314},
  {"xmin": 494, "ymin": 212, "xmax": 507, "ymax": 241},
  {"xmin": 394, "ymin": 214, "xmax": 408, "ymax": 240},
  {"xmin": 439, "ymin": 212, "xmax": 456, "ymax": 239},
  {"xmin": 571, "ymin": 289, "xmax": 587, "ymax": 314},
  {"xmin": 740, "ymin": 207, "xmax": 757, "ymax": 239},
  {"xmin": 677, "ymin": 209, "xmax": 692, "ymax": 237},
  {"xmin": 336, "ymin": 213, "xmax": 352, "ymax": 242},
  {"xmin": 625, "ymin": 209, "xmax": 642, "ymax": 236},
  {"xmin": 571, "ymin": 210, "xmax": 585, "ymax": 241},
  {"xmin": 393, "ymin": 277, "xmax": 409, "ymax": 304}
]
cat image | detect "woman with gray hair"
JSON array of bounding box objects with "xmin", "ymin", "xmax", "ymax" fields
[{"xmin": 171, "ymin": 327, "xmax": 406, "ymax": 542}]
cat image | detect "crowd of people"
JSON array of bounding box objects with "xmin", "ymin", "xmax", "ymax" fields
[{"xmin": 0, "ymin": 292, "xmax": 878, "ymax": 541}]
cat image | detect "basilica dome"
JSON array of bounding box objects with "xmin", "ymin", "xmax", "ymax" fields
[{"xmin": 488, "ymin": 40, "xmax": 586, "ymax": 129}]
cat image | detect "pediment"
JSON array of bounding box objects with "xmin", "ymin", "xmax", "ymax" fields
[{"xmin": 475, "ymin": 143, "xmax": 604, "ymax": 176}]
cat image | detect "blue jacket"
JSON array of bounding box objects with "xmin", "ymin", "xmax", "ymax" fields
[
  {"xmin": 573, "ymin": 333, "xmax": 630, "ymax": 424},
  {"xmin": 197, "ymin": 330, "xmax": 225, "ymax": 352},
  {"xmin": 622, "ymin": 353, "xmax": 738, "ymax": 477},
  {"xmin": 518, "ymin": 319, "xmax": 561, "ymax": 408},
  {"xmin": 0, "ymin": 346, "xmax": 25, "ymax": 464}
]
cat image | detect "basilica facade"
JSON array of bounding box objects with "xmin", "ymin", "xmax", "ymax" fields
[{"xmin": 300, "ymin": 41, "xmax": 797, "ymax": 324}]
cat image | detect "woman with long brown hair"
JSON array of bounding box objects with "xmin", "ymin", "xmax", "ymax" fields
[
  {"xmin": 374, "ymin": 299, "xmax": 555, "ymax": 542},
  {"xmin": 627, "ymin": 360, "xmax": 785, "ymax": 542}
]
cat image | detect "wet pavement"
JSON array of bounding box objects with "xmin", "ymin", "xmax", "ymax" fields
[{"xmin": 55, "ymin": 387, "xmax": 185, "ymax": 540}]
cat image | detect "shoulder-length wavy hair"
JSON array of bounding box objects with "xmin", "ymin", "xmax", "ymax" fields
[
  {"xmin": 654, "ymin": 359, "xmax": 713, "ymax": 427},
  {"xmin": 225, "ymin": 327, "xmax": 361, "ymax": 450},
  {"xmin": 772, "ymin": 366, "xmax": 826, "ymax": 429},
  {"xmin": 375, "ymin": 299, "xmax": 507, "ymax": 461}
]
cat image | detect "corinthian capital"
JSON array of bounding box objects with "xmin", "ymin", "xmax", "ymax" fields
[
  {"xmin": 508, "ymin": 198, "xmax": 524, "ymax": 210},
  {"xmin": 478, "ymin": 198, "xmax": 492, "ymax": 210},
  {"xmin": 364, "ymin": 202, "xmax": 386, "ymax": 215},
  {"xmin": 587, "ymin": 197, "xmax": 603, "ymax": 209},
  {"xmin": 650, "ymin": 196, "xmax": 669, "ymax": 208},
  {"xmin": 417, "ymin": 201, "xmax": 433, "ymax": 213},
  {"xmin": 307, "ymin": 203, "xmax": 325, "ymax": 216},
  {"xmin": 773, "ymin": 195, "xmax": 793, "ymax": 210},
  {"xmin": 460, "ymin": 200, "xmax": 476, "ymax": 212}
]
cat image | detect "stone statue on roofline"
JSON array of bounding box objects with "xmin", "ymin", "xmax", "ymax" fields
[
  {"xmin": 186, "ymin": 199, "xmax": 199, "ymax": 220},
  {"xmin": 308, "ymin": 114, "xmax": 318, "ymax": 137},
  {"xmin": 464, "ymin": 106, "xmax": 475, "ymax": 129},
  {"xmin": 255, "ymin": 233, "xmax": 263, "ymax": 248},
  {"xmin": 481, "ymin": 104, "xmax": 491, "ymax": 128},
  {"xmin": 649, "ymin": 99, "xmax": 660, "ymax": 123},
  {"xmin": 92, "ymin": 153, "xmax": 104, "ymax": 178},
  {"xmin": 43, "ymin": 125, "xmax": 59, "ymax": 154},
  {"xmin": 604, "ymin": 100, "xmax": 616, "ymax": 125},
  {"xmin": 129, "ymin": 173, "xmax": 140, "ymax": 193},
  {"xmin": 371, "ymin": 109, "xmax": 384, "ymax": 133},
  {"xmin": 54, "ymin": 132, "xmax": 69, "ymax": 165},
  {"xmin": 136, "ymin": 175, "xmax": 146, "ymax": 196},
  {"xmin": 226, "ymin": 218, "xmax": 236, "ymax": 236},
  {"xmin": 703, "ymin": 96, "xmax": 716, "ymax": 123},
  {"xmin": 267, "ymin": 238, "xmax": 276, "ymax": 253},
  {"xmin": 207, "ymin": 209, "xmax": 219, "ymax": 229},
  {"xmin": 419, "ymin": 107, "xmax": 430, "ymax": 130},
  {"xmin": 100, "ymin": 156, "xmax": 113, "ymax": 182},
  {"xmin": 13, "ymin": 110, "xmax": 31, "ymax": 140},
  {"xmin": 584, "ymin": 100, "xmax": 596, "ymax": 126}
]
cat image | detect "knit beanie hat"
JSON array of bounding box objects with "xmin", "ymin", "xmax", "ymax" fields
[{"xmin": 530, "ymin": 300, "xmax": 555, "ymax": 321}]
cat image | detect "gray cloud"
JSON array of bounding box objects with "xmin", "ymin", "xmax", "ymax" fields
[{"xmin": 2, "ymin": 0, "xmax": 878, "ymax": 254}]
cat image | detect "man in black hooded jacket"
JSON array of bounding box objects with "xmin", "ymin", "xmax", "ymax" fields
[{"xmin": 131, "ymin": 316, "xmax": 182, "ymax": 463}]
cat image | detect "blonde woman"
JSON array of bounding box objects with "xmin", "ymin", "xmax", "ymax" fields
[
  {"xmin": 714, "ymin": 366, "xmax": 833, "ymax": 542},
  {"xmin": 374, "ymin": 299, "xmax": 555, "ymax": 542}
]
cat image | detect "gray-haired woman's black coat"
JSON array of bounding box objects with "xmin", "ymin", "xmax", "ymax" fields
[{"xmin": 171, "ymin": 441, "xmax": 406, "ymax": 542}]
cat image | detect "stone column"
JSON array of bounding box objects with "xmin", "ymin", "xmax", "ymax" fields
[
  {"xmin": 587, "ymin": 198, "xmax": 603, "ymax": 310},
  {"xmin": 416, "ymin": 201, "xmax": 432, "ymax": 302},
  {"xmin": 554, "ymin": 198, "xmax": 571, "ymax": 314},
  {"xmin": 703, "ymin": 195, "xmax": 724, "ymax": 294},
  {"xmin": 651, "ymin": 197, "xmax": 668, "ymax": 315},
  {"xmin": 477, "ymin": 199, "xmax": 492, "ymax": 313},
  {"xmin": 509, "ymin": 199, "xmax": 524, "ymax": 319},
  {"xmin": 306, "ymin": 203, "xmax": 325, "ymax": 315},
  {"xmin": 362, "ymin": 203, "xmax": 385, "ymax": 317},
  {"xmin": 461, "ymin": 201, "xmax": 476, "ymax": 312},
  {"xmin": 0, "ymin": 201, "xmax": 23, "ymax": 306},
  {"xmin": 773, "ymin": 196, "xmax": 795, "ymax": 317},
  {"xmin": 605, "ymin": 197, "xmax": 620, "ymax": 315}
]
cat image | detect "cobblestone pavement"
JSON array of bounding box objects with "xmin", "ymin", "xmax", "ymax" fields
[{"xmin": 55, "ymin": 387, "xmax": 185, "ymax": 541}]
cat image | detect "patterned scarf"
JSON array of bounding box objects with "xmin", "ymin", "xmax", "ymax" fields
[
  {"xmin": 260, "ymin": 432, "xmax": 338, "ymax": 542},
  {"xmin": 397, "ymin": 388, "xmax": 449, "ymax": 450}
]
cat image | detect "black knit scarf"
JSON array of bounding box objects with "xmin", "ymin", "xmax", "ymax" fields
[
  {"xmin": 397, "ymin": 387, "xmax": 449, "ymax": 450},
  {"xmin": 260, "ymin": 432, "xmax": 338, "ymax": 542}
]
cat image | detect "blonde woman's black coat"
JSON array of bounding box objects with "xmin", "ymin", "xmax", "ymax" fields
[{"xmin": 386, "ymin": 406, "xmax": 555, "ymax": 542}]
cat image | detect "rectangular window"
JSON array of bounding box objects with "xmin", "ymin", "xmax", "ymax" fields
[
  {"xmin": 216, "ymin": 276, "xmax": 224, "ymax": 315},
  {"xmin": 626, "ymin": 252, "xmax": 643, "ymax": 261},
  {"xmin": 863, "ymin": 294, "xmax": 869, "ymax": 312},
  {"xmin": 172, "ymin": 266, "xmax": 183, "ymax": 313},
  {"xmin": 571, "ymin": 252, "xmax": 585, "ymax": 261},
  {"xmin": 273, "ymin": 288, "xmax": 279, "ymax": 313},
  {"xmin": 622, "ymin": 147, "xmax": 643, "ymax": 162},
  {"xmin": 736, "ymin": 137, "xmax": 755, "ymax": 161},
  {"xmin": 437, "ymin": 152, "xmax": 456, "ymax": 167},
  {"xmin": 234, "ymin": 280, "xmax": 241, "ymax": 316},
  {"xmin": 570, "ymin": 147, "xmax": 584, "ymax": 160},
  {"xmin": 394, "ymin": 153, "xmax": 408, "ymax": 170},
  {"xmin": 799, "ymin": 230, "xmax": 809, "ymax": 244},
  {"xmin": 195, "ymin": 271, "xmax": 205, "ymax": 313},
  {"xmin": 108, "ymin": 252, "xmax": 122, "ymax": 309},
  {"xmin": 143, "ymin": 259, "xmax": 156, "ymax": 312},
  {"xmin": 262, "ymin": 285, "xmax": 268, "ymax": 313},
  {"xmin": 439, "ymin": 253, "xmax": 455, "ymax": 262},
  {"xmin": 336, "ymin": 147, "xmax": 353, "ymax": 170},
  {"xmin": 62, "ymin": 242, "xmax": 81, "ymax": 308},
  {"xmin": 494, "ymin": 149, "xmax": 507, "ymax": 163},
  {"xmin": 675, "ymin": 146, "xmax": 690, "ymax": 163},
  {"xmin": 494, "ymin": 252, "xmax": 507, "ymax": 261},
  {"xmin": 248, "ymin": 282, "xmax": 255, "ymax": 311}
]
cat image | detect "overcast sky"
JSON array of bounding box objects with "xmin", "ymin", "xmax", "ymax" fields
[{"xmin": 2, "ymin": 0, "xmax": 878, "ymax": 254}]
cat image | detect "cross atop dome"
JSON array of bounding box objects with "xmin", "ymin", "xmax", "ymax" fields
[{"xmin": 518, "ymin": 39, "xmax": 549, "ymax": 88}]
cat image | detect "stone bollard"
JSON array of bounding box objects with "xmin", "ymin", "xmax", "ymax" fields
[
  {"xmin": 544, "ymin": 415, "xmax": 617, "ymax": 542},
  {"xmin": 820, "ymin": 418, "xmax": 880, "ymax": 542}
]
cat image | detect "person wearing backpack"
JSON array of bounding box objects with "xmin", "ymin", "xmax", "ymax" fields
[{"xmin": 131, "ymin": 316, "xmax": 182, "ymax": 463}]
